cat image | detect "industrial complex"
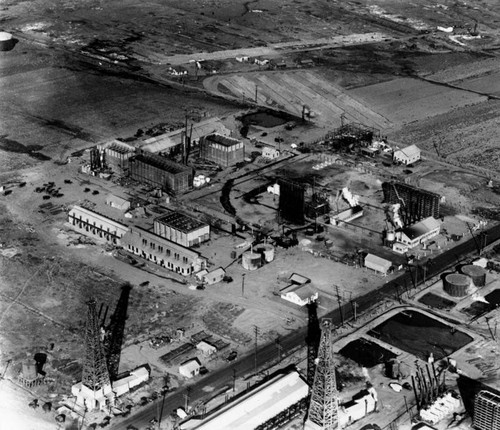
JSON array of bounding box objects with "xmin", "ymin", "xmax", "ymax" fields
[{"xmin": 3, "ymin": 1, "xmax": 500, "ymax": 430}]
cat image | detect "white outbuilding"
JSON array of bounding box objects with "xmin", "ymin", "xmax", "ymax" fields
[{"xmin": 364, "ymin": 254, "xmax": 392, "ymax": 275}]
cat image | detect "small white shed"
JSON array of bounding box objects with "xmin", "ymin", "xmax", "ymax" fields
[
  {"xmin": 364, "ymin": 254, "xmax": 392, "ymax": 275},
  {"xmin": 179, "ymin": 358, "xmax": 201, "ymax": 378}
]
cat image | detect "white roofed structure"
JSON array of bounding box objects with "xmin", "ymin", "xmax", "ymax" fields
[
  {"xmin": 364, "ymin": 253, "xmax": 392, "ymax": 275},
  {"xmin": 180, "ymin": 369, "xmax": 309, "ymax": 430}
]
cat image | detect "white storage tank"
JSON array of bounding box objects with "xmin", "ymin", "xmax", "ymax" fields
[
  {"xmin": 0, "ymin": 32, "xmax": 14, "ymax": 51},
  {"xmin": 254, "ymin": 244, "xmax": 275, "ymax": 263}
]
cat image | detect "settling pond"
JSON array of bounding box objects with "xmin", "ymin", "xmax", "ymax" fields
[
  {"xmin": 368, "ymin": 310, "xmax": 473, "ymax": 361},
  {"xmin": 419, "ymin": 293, "xmax": 456, "ymax": 310},
  {"xmin": 239, "ymin": 110, "xmax": 294, "ymax": 128},
  {"xmin": 339, "ymin": 338, "xmax": 396, "ymax": 368},
  {"xmin": 462, "ymin": 289, "xmax": 500, "ymax": 317}
]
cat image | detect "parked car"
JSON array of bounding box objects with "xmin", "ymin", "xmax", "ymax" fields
[{"xmin": 226, "ymin": 350, "xmax": 238, "ymax": 362}]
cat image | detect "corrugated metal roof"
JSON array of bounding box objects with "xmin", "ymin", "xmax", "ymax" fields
[
  {"xmin": 402, "ymin": 217, "xmax": 440, "ymax": 240},
  {"xmin": 180, "ymin": 370, "xmax": 309, "ymax": 430}
]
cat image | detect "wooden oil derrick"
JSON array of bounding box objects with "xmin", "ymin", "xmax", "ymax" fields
[
  {"xmin": 82, "ymin": 298, "xmax": 110, "ymax": 392},
  {"xmin": 305, "ymin": 319, "xmax": 339, "ymax": 430},
  {"xmin": 306, "ymin": 301, "xmax": 321, "ymax": 387}
]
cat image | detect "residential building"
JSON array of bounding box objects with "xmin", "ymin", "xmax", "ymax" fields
[
  {"xmin": 393, "ymin": 144, "xmax": 421, "ymax": 165},
  {"xmin": 105, "ymin": 194, "xmax": 130, "ymax": 211},
  {"xmin": 120, "ymin": 226, "xmax": 207, "ymax": 276},
  {"xmin": 154, "ymin": 211, "xmax": 210, "ymax": 247},
  {"xmin": 199, "ymin": 133, "xmax": 244, "ymax": 167},
  {"xmin": 474, "ymin": 390, "xmax": 500, "ymax": 430},
  {"xmin": 364, "ymin": 254, "xmax": 392, "ymax": 275},
  {"xmin": 128, "ymin": 152, "xmax": 193, "ymax": 193},
  {"xmin": 179, "ymin": 358, "xmax": 201, "ymax": 379},
  {"xmin": 394, "ymin": 216, "xmax": 441, "ymax": 251},
  {"xmin": 68, "ymin": 206, "xmax": 129, "ymax": 245}
]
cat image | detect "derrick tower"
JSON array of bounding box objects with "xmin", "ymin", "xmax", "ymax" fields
[
  {"xmin": 80, "ymin": 298, "xmax": 111, "ymax": 408},
  {"xmin": 304, "ymin": 318, "xmax": 339, "ymax": 430}
]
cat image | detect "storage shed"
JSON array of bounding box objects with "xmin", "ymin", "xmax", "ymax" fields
[
  {"xmin": 106, "ymin": 194, "xmax": 131, "ymax": 211},
  {"xmin": 204, "ymin": 268, "xmax": 225, "ymax": 285},
  {"xmin": 393, "ymin": 144, "xmax": 421, "ymax": 165},
  {"xmin": 364, "ymin": 254, "xmax": 392, "ymax": 275},
  {"xmin": 196, "ymin": 340, "xmax": 217, "ymax": 356},
  {"xmin": 179, "ymin": 358, "xmax": 201, "ymax": 378}
]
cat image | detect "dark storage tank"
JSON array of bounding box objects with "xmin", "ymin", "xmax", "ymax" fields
[
  {"xmin": 461, "ymin": 264, "xmax": 486, "ymax": 287},
  {"xmin": 443, "ymin": 273, "xmax": 470, "ymax": 297}
]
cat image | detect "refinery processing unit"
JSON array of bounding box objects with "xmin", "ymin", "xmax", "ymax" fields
[{"xmin": 3, "ymin": 1, "xmax": 500, "ymax": 430}]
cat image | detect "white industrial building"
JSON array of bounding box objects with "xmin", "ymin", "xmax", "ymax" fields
[
  {"xmin": 280, "ymin": 284, "xmax": 318, "ymax": 307},
  {"xmin": 121, "ymin": 226, "xmax": 207, "ymax": 276},
  {"xmin": 339, "ymin": 387, "xmax": 378, "ymax": 427},
  {"xmin": 68, "ymin": 205, "xmax": 129, "ymax": 245},
  {"xmin": 364, "ymin": 253, "xmax": 392, "ymax": 275},
  {"xmin": 393, "ymin": 144, "xmax": 421, "ymax": 165},
  {"xmin": 179, "ymin": 369, "xmax": 309, "ymax": 430},
  {"xmin": 154, "ymin": 211, "xmax": 210, "ymax": 248},
  {"xmin": 179, "ymin": 358, "xmax": 201, "ymax": 379},
  {"xmin": 394, "ymin": 217, "xmax": 441, "ymax": 252}
]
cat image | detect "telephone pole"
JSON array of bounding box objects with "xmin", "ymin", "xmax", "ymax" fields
[
  {"xmin": 335, "ymin": 285, "xmax": 344, "ymax": 326},
  {"xmin": 241, "ymin": 273, "xmax": 245, "ymax": 297},
  {"xmin": 253, "ymin": 325, "xmax": 259, "ymax": 375}
]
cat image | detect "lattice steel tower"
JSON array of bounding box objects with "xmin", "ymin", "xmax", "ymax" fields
[
  {"xmin": 304, "ymin": 318, "xmax": 339, "ymax": 430},
  {"xmin": 82, "ymin": 298, "xmax": 110, "ymax": 392}
]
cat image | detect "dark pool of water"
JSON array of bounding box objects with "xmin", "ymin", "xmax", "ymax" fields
[
  {"xmin": 368, "ymin": 310, "xmax": 473, "ymax": 361},
  {"xmin": 419, "ymin": 293, "xmax": 456, "ymax": 310},
  {"xmin": 239, "ymin": 111, "xmax": 292, "ymax": 128},
  {"xmin": 339, "ymin": 337, "xmax": 396, "ymax": 368},
  {"xmin": 462, "ymin": 289, "xmax": 500, "ymax": 317}
]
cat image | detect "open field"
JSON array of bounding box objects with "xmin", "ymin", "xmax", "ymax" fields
[
  {"xmin": 347, "ymin": 77, "xmax": 487, "ymax": 126},
  {"xmin": 206, "ymin": 70, "xmax": 391, "ymax": 129}
]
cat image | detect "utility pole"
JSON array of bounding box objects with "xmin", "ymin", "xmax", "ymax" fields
[
  {"xmin": 255, "ymin": 85, "xmax": 258, "ymax": 103},
  {"xmin": 232, "ymin": 368, "xmax": 237, "ymax": 392},
  {"xmin": 275, "ymin": 337, "xmax": 283, "ymax": 363},
  {"xmin": 394, "ymin": 283, "xmax": 401, "ymax": 304},
  {"xmin": 184, "ymin": 387, "xmax": 191, "ymax": 412},
  {"xmin": 351, "ymin": 301, "xmax": 358, "ymax": 322},
  {"xmin": 241, "ymin": 273, "xmax": 245, "ymax": 297},
  {"xmin": 335, "ymin": 285, "xmax": 344, "ymax": 326},
  {"xmin": 253, "ymin": 325, "xmax": 259, "ymax": 375}
]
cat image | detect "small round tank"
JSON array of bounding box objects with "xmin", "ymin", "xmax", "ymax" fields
[
  {"xmin": 461, "ymin": 264, "xmax": 486, "ymax": 287},
  {"xmin": 21, "ymin": 362, "xmax": 37, "ymax": 380},
  {"xmin": 443, "ymin": 273, "xmax": 470, "ymax": 297},
  {"xmin": 253, "ymin": 244, "xmax": 275, "ymax": 263},
  {"xmin": 242, "ymin": 252, "xmax": 262, "ymax": 271},
  {"xmin": 0, "ymin": 32, "xmax": 14, "ymax": 51}
]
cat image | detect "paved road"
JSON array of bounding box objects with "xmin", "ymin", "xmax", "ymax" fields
[{"xmin": 113, "ymin": 223, "xmax": 500, "ymax": 429}]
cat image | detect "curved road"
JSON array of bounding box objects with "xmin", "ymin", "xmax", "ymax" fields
[{"xmin": 113, "ymin": 223, "xmax": 500, "ymax": 429}]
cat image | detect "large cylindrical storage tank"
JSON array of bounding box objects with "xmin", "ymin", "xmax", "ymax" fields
[
  {"xmin": 254, "ymin": 244, "xmax": 275, "ymax": 263},
  {"xmin": 242, "ymin": 251, "xmax": 262, "ymax": 271},
  {"xmin": 21, "ymin": 362, "xmax": 37, "ymax": 379},
  {"xmin": 0, "ymin": 32, "xmax": 14, "ymax": 51},
  {"xmin": 443, "ymin": 273, "xmax": 470, "ymax": 297},
  {"xmin": 461, "ymin": 264, "xmax": 486, "ymax": 287}
]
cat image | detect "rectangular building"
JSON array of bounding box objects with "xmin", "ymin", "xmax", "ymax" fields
[
  {"xmin": 474, "ymin": 390, "xmax": 500, "ymax": 430},
  {"xmin": 200, "ymin": 134, "xmax": 244, "ymax": 167},
  {"xmin": 97, "ymin": 140, "xmax": 136, "ymax": 172},
  {"xmin": 393, "ymin": 144, "xmax": 421, "ymax": 165},
  {"xmin": 120, "ymin": 226, "xmax": 206, "ymax": 276},
  {"xmin": 68, "ymin": 206, "xmax": 129, "ymax": 245},
  {"xmin": 154, "ymin": 211, "xmax": 210, "ymax": 247},
  {"xmin": 395, "ymin": 216, "xmax": 441, "ymax": 250},
  {"xmin": 128, "ymin": 152, "xmax": 193, "ymax": 194}
]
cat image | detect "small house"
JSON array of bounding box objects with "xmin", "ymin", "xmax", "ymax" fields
[
  {"xmin": 393, "ymin": 144, "xmax": 421, "ymax": 165},
  {"xmin": 179, "ymin": 358, "xmax": 201, "ymax": 378},
  {"xmin": 262, "ymin": 147, "xmax": 280, "ymax": 160},
  {"xmin": 204, "ymin": 267, "xmax": 225, "ymax": 285},
  {"xmin": 196, "ymin": 340, "xmax": 217, "ymax": 356}
]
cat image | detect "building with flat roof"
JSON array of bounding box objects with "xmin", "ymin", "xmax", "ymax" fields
[
  {"xmin": 200, "ymin": 133, "xmax": 244, "ymax": 167},
  {"xmin": 474, "ymin": 390, "xmax": 500, "ymax": 430},
  {"xmin": 98, "ymin": 140, "xmax": 135, "ymax": 172},
  {"xmin": 121, "ymin": 226, "xmax": 206, "ymax": 276},
  {"xmin": 179, "ymin": 368, "xmax": 309, "ymax": 430},
  {"xmin": 179, "ymin": 358, "xmax": 201, "ymax": 379},
  {"xmin": 154, "ymin": 211, "xmax": 210, "ymax": 248},
  {"xmin": 128, "ymin": 152, "xmax": 193, "ymax": 194},
  {"xmin": 68, "ymin": 206, "xmax": 129, "ymax": 245}
]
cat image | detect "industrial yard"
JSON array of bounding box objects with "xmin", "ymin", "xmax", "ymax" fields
[{"xmin": 2, "ymin": 0, "xmax": 500, "ymax": 429}]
